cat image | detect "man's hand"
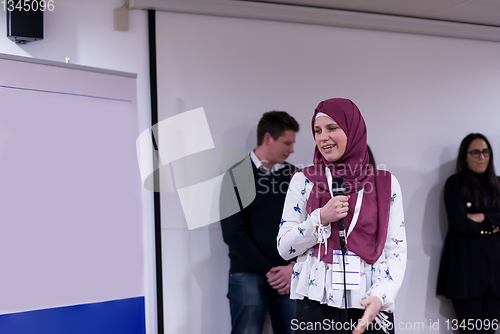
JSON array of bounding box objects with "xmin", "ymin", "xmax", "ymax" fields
[
  {"xmin": 352, "ymin": 296, "xmax": 382, "ymax": 334},
  {"xmin": 266, "ymin": 265, "xmax": 293, "ymax": 295}
]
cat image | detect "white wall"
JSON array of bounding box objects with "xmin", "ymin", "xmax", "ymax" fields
[
  {"xmin": 155, "ymin": 11, "xmax": 500, "ymax": 334},
  {"xmin": 0, "ymin": 2, "xmax": 156, "ymax": 334}
]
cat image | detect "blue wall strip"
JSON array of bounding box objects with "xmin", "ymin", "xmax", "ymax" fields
[{"xmin": 0, "ymin": 297, "xmax": 146, "ymax": 334}]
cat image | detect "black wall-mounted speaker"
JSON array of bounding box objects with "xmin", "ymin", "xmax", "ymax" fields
[{"xmin": 6, "ymin": 9, "xmax": 44, "ymax": 44}]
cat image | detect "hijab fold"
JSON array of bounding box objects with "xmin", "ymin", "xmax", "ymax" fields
[{"xmin": 300, "ymin": 98, "xmax": 391, "ymax": 264}]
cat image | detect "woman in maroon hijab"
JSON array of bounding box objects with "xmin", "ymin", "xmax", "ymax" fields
[{"xmin": 278, "ymin": 98, "xmax": 407, "ymax": 333}]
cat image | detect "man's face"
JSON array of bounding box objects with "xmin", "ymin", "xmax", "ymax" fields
[{"xmin": 267, "ymin": 130, "xmax": 296, "ymax": 165}]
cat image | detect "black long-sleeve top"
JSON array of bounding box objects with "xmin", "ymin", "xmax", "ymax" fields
[
  {"xmin": 220, "ymin": 160, "xmax": 296, "ymax": 276},
  {"xmin": 437, "ymin": 172, "xmax": 500, "ymax": 299}
]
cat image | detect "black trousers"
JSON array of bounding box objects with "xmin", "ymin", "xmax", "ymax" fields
[
  {"xmin": 295, "ymin": 297, "xmax": 395, "ymax": 334},
  {"xmin": 452, "ymin": 285, "xmax": 500, "ymax": 334}
]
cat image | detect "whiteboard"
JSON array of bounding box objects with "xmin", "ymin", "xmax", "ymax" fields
[{"xmin": 0, "ymin": 54, "xmax": 145, "ymax": 333}]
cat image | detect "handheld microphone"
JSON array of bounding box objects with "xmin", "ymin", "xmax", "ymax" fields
[
  {"xmin": 332, "ymin": 177, "xmax": 347, "ymax": 254},
  {"xmin": 332, "ymin": 177, "xmax": 349, "ymax": 332}
]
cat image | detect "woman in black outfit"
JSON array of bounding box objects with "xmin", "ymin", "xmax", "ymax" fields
[{"xmin": 437, "ymin": 133, "xmax": 500, "ymax": 333}]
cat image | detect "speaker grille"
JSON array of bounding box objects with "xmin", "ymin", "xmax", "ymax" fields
[{"xmin": 6, "ymin": 9, "xmax": 44, "ymax": 44}]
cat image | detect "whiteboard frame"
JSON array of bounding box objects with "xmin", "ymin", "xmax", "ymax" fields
[{"xmin": 0, "ymin": 53, "xmax": 137, "ymax": 78}]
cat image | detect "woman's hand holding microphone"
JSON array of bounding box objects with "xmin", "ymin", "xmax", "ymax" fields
[{"xmin": 320, "ymin": 195, "xmax": 350, "ymax": 226}]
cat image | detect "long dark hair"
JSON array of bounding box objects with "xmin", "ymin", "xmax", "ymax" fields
[
  {"xmin": 456, "ymin": 133, "xmax": 500, "ymax": 206},
  {"xmin": 367, "ymin": 144, "xmax": 376, "ymax": 168}
]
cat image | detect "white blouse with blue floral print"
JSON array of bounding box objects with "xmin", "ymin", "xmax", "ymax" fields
[{"xmin": 277, "ymin": 170, "xmax": 406, "ymax": 313}]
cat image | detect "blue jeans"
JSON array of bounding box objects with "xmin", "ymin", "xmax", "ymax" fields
[{"xmin": 228, "ymin": 272, "xmax": 296, "ymax": 334}]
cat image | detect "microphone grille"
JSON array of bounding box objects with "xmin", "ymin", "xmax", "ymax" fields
[
  {"xmin": 332, "ymin": 177, "xmax": 345, "ymax": 195},
  {"xmin": 332, "ymin": 177, "xmax": 344, "ymax": 189}
]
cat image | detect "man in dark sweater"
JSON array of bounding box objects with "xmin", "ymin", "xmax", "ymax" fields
[{"xmin": 221, "ymin": 111, "xmax": 299, "ymax": 334}]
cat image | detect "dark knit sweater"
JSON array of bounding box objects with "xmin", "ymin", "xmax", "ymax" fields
[
  {"xmin": 437, "ymin": 172, "xmax": 500, "ymax": 299},
  {"xmin": 221, "ymin": 160, "xmax": 296, "ymax": 276}
]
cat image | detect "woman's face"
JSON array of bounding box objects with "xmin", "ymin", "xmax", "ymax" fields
[
  {"xmin": 466, "ymin": 138, "xmax": 490, "ymax": 174},
  {"xmin": 314, "ymin": 116, "xmax": 347, "ymax": 162}
]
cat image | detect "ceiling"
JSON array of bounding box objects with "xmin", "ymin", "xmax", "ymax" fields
[
  {"xmin": 234, "ymin": 0, "xmax": 500, "ymax": 27},
  {"xmin": 129, "ymin": 0, "xmax": 500, "ymax": 41}
]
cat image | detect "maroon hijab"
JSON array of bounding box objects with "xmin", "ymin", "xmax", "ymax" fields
[{"xmin": 301, "ymin": 98, "xmax": 391, "ymax": 264}]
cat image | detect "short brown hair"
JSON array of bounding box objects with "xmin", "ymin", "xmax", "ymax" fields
[{"xmin": 256, "ymin": 111, "xmax": 299, "ymax": 146}]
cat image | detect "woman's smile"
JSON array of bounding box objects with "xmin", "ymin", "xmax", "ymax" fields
[{"xmin": 314, "ymin": 115, "xmax": 347, "ymax": 162}]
